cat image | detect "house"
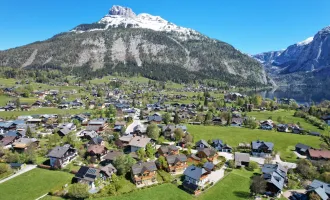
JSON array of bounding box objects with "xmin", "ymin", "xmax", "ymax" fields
[
  {"xmin": 183, "ymin": 165, "xmax": 210, "ymax": 194},
  {"xmin": 307, "ymin": 180, "xmax": 330, "ymax": 200},
  {"xmin": 165, "ymin": 154, "xmax": 188, "ymax": 174},
  {"xmin": 72, "ymin": 114, "xmax": 89, "ymax": 125},
  {"xmin": 158, "ymin": 145, "xmax": 179, "ymax": 156},
  {"xmin": 203, "ymin": 162, "xmax": 215, "ymax": 172},
  {"xmin": 212, "ymin": 117, "xmax": 227, "ymax": 125},
  {"xmin": 260, "ymin": 120, "xmax": 274, "ymax": 130},
  {"xmin": 322, "ymin": 115, "xmax": 330, "ymax": 126},
  {"xmin": 47, "ymin": 144, "xmax": 77, "ymax": 168},
  {"xmin": 133, "ymin": 124, "xmax": 147, "ymax": 136},
  {"xmin": 131, "ymin": 162, "xmax": 158, "ymax": 186},
  {"xmin": 262, "ymin": 164, "xmax": 288, "ymax": 197},
  {"xmin": 147, "ymin": 113, "xmax": 162, "ymax": 124},
  {"xmin": 307, "ymin": 149, "xmax": 330, "ymax": 160},
  {"xmin": 81, "ymin": 130, "xmax": 98, "ymax": 140},
  {"xmin": 251, "ymin": 140, "xmax": 274, "ymax": 157},
  {"xmin": 234, "ymin": 152, "xmax": 250, "ymax": 167},
  {"xmin": 116, "ymin": 134, "xmax": 133, "ymax": 148},
  {"xmin": 9, "ymin": 163, "xmax": 24, "ymax": 170},
  {"xmin": 308, "ymin": 131, "xmax": 321, "ymax": 137},
  {"xmin": 12, "ymin": 138, "xmax": 39, "ymax": 153},
  {"xmin": 103, "ymin": 150, "xmax": 124, "ymax": 163},
  {"xmin": 1, "ymin": 136, "xmax": 16, "ymax": 147},
  {"xmin": 295, "ymin": 143, "xmax": 311, "ymax": 155},
  {"xmin": 162, "ymin": 124, "xmax": 187, "ymax": 140},
  {"xmin": 212, "ymin": 139, "xmax": 232, "ymax": 152},
  {"xmin": 277, "ymin": 124, "xmax": 289, "ymax": 132},
  {"xmin": 195, "ymin": 148, "xmax": 218, "ymax": 162},
  {"xmin": 88, "ymin": 136, "xmax": 104, "ymax": 146},
  {"xmin": 87, "ymin": 119, "xmax": 108, "ymax": 132},
  {"xmin": 292, "ymin": 127, "xmax": 304, "ymax": 134},
  {"xmin": 100, "ymin": 164, "xmax": 117, "ymax": 180},
  {"xmin": 86, "ymin": 145, "xmax": 108, "ymax": 160},
  {"xmin": 195, "ymin": 140, "xmax": 211, "ymax": 149},
  {"xmin": 128, "ymin": 136, "xmax": 151, "ymax": 152},
  {"xmin": 57, "ymin": 128, "xmax": 71, "ymax": 137},
  {"xmin": 231, "ymin": 117, "xmax": 244, "ymax": 126},
  {"xmin": 74, "ymin": 166, "xmax": 100, "ymax": 188}
]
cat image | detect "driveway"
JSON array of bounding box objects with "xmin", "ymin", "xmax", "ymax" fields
[
  {"xmin": 283, "ymin": 189, "xmax": 306, "ymax": 199},
  {"xmin": 125, "ymin": 108, "xmax": 141, "ymax": 134},
  {"xmin": 250, "ymin": 156, "xmax": 265, "ymax": 165},
  {"xmin": 208, "ymin": 167, "xmax": 225, "ymax": 183},
  {"xmin": 294, "ymin": 151, "xmax": 307, "ymax": 159},
  {"xmin": 274, "ymin": 155, "xmax": 297, "ymax": 169},
  {"xmin": 218, "ymin": 152, "xmax": 233, "ymax": 160},
  {"xmin": 0, "ymin": 164, "xmax": 37, "ymax": 184}
]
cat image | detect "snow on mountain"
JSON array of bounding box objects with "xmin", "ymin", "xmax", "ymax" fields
[
  {"xmin": 296, "ymin": 36, "xmax": 314, "ymax": 46},
  {"xmin": 72, "ymin": 5, "xmax": 200, "ymax": 40}
]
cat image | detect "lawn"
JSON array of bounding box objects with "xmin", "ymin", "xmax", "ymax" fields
[
  {"xmin": 248, "ymin": 109, "xmax": 326, "ymax": 134},
  {"xmin": 94, "ymin": 169, "xmax": 255, "ymax": 200},
  {"xmin": 0, "ymin": 168, "xmax": 73, "ymax": 200},
  {"xmin": 0, "ymin": 107, "xmax": 86, "ymax": 118},
  {"xmin": 187, "ymin": 124, "xmax": 321, "ymax": 162},
  {"xmin": 0, "ymin": 78, "xmax": 17, "ymax": 86}
]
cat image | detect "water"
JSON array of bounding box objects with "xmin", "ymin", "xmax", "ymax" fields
[{"xmin": 243, "ymin": 86, "xmax": 330, "ymax": 105}]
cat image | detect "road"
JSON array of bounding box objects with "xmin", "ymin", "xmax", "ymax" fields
[
  {"xmin": 125, "ymin": 108, "xmax": 141, "ymax": 135},
  {"xmin": 0, "ymin": 164, "xmax": 37, "ymax": 184}
]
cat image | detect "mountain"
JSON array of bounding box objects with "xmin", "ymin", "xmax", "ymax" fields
[
  {"xmin": 253, "ymin": 26, "xmax": 330, "ymax": 78},
  {"xmin": 0, "ymin": 5, "xmax": 270, "ymax": 86}
]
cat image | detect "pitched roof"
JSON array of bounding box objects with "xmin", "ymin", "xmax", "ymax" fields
[
  {"xmin": 166, "ymin": 154, "xmax": 187, "ymax": 165},
  {"xmin": 132, "ymin": 162, "xmax": 157, "ymax": 175},
  {"xmin": 308, "ymin": 149, "xmax": 330, "ymax": 159},
  {"xmin": 262, "ymin": 164, "xmax": 287, "ymax": 191},
  {"xmin": 308, "ymin": 180, "xmax": 330, "ymax": 198},
  {"xmin": 75, "ymin": 166, "xmax": 100, "ymax": 182},
  {"xmin": 295, "ymin": 143, "xmax": 311, "ymax": 151},
  {"xmin": 184, "ymin": 165, "xmax": 207, "ymax": 180},
  {"xmin": 203, "ymin": 162, "xmax": 214, "ymax": 170},
  {"xmin": 129, "ymin": 136, "xmax": 151, "ymax": 148},
  {"xmin": 252, "ymin": 140, "xmax": 274, "ymax": 151},
  {"xmin": 234, "ymin": 152, "xmax": 250, "ymax": 166},
  {"xmin": 103, "ymin": 150, "xmax": 124, "ymax": 161},
  {"xmin": 197, "ymin": 148, "xmax": 217, "ymax": 157},
  {"xmin": 47, "ymin": 144, "xmax": 73, "ymax": 158},
  {"xmin": 158, "ymin": 145, "xmax": 178, "ymax": 154},
  {"xmin": 100, "ymin": 163, "xmax": 117, "ymax": 177},
  {"xmin": 87, "ymin": 145, "xmax": 107, "ymax": 154},
  {"xmin": 1, "ymin": 136, "xmax": 16, "ymax": 146},
  {"xmin": 195, "ymin": 140, "xmax": 210, "ymax": 148}
]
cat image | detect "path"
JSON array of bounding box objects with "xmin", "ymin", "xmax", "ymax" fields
[
  {"xmin": 35, "ymin": 193, "xmax": 48, "ymax": 200},
  {"xmin": 0, "ymin": 165, "xmax": 37, "ymax": 184},
  {"xmin": 274, "ymin": 154, "xmax": 297, "ymax": 169}
]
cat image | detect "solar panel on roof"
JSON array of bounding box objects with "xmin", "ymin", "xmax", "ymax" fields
[{"xmin": 87, "ymin": 168, "xmax": 96, "ymax": 175}]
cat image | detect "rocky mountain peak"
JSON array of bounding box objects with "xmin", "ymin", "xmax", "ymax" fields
[{"xmin": 109, "ymin": 5, "xmax": 136, "ymax": 18}]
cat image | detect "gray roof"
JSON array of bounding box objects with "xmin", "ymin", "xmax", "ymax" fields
[
  {"xmin": 252, "ymin": 140, "xmax": 274, "ymax": 151},
  {"xmin": 166, "ymin": 154, "xmax": 187, "ymax": 165},
  {"xmin": 159, "ymin": 145, "xmax": 178, "ymax": 154},
  {"xmin": 100, "ymin": 163, "xmax": 117, "ymax": 177},
  {"xmin": 58, "ymin": 128, "xmax": 71, "ymax": 136},
  {"xmin": 234, "ymin": 152, "xmax": 250, "ymax": 166},
  {"xmin": 203, "ymin": 162, "xmax": 214, "ymax": 170},
  {"xmin": 295, "ymin": 143, "xmax": 311, "ymax": 151},
  {"xmin": 47, "ymin": 144, "xmax": 72, "ymax": 158},
  {"xmin": 147, "ymin": 115, "xmax": 162, "ymax": 122},
  {"xmin": 309, "ymin": 187, "xmax": 329, "ymax": 200},
  {"xmin": 75, "ymin": 166, "xmax": 100, "ymax": 182},
  {"xmin": 309, "ymin": 180, "xmax": 330, "ymax": 196},
  {"xmin": 184, "ymin": 165, "xmax": 207, "ymax": 180},
  {"xmin": 162, "ymin": 124, "xmax": 187, "ymax": 132},
  {"xmin": 129, "ymin": 136, "xmax": 151, "ymax": 148},
  {"xmin": 262, "ymin": 164, "xmax": 287, "ymax": 191},
  {"xmin": 196, "ymin": 140, "xmax": 211, "ymax": 148},
  {"xmin": 197, "ymin": 147, "xmax": 217, "ymax": 157},
  {"xmin": 103, "ymin": 150, "xmax": 124, "ymax": 161},
  {"xmin": 132, "ymin": 162, "xmax": 157, "ymax": 175}
]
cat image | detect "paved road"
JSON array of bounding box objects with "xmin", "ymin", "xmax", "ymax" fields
[
  {"xmin": 218, "ymin": 152, "xmax": 233, "ymax": 160},
  {"xmin": 125, "ymin": 108, "xmax": 141, "ymax": 134},
  {"xmin": 274, "ymin": 154, "xmax": 297, "ymax": 169},
  {"xmin": 0, "ymin": 165, "xmax": 37, "ymax": 184}
]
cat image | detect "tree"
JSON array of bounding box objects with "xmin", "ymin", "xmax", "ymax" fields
[
  {"xmin": 228, "ymin": 160, "xmax": 235, "ymax": 168},
  {"xmin": 204, "ymin": 111, "xmax": 212, "ymax": 124},
  {"xmin": 113, "ymin": 155, "xmax": 136, "ymax": 175},
  {"xmin": 204, "ymin": 97, "xmax": 208, "ymax": 106},
  {"xmin": 67, "ymin": 183, "xmax": 89, "ymax": 199},
  {"xmin": 251, "ymin": 95, "xmax": 262, "ymax": 107},
  {"xmin": 185, "ymin": 134, "xmax": 193, "ymax": 143},
  {"xmin": 25, "ymin": 126, "xmax": 35, "ymax": 138},
  {"xmin": 250, "ymin": 176, "xmax": 267, "ymax": 195},
  {"xmin": 0, "ymin": 163, "xmax": 12, "ymax": 177},
  {"xmin": 246, "ymin": 161, "xmax": 259, "ymax": 171},
  {"xmin": 146, "ymin": 123, "xmax": 160, "ymax": 140},
  {"xmin": 309, "ymin": 192, "xmax": 321, "ymax": 200},
  {"xmin": 139, "ymin": 110, "xmax": 143, "ymax": 120},
  {"xmin": 137, "ymin": 148, "xmax": 146, "ymax": 161},
  {"xmin": 15, "ymin": 98, "xmax": 20, "ymax": 109},
  {"xmin": 162, "ymin": 113, "xmax": 171, "ymax": 125},
  {"xmin": 237, "ymin": 98, "xmax": 244, "ymax": 106},
  {"xmin": 174, "ymin": 128, "xmax": 185, "ymax": 141},
  {"xmin": 173, "ymin": 112, "xmax": 180, "ymax": 125},
  {"xmin": 146, "ymin": 143, "xmax": 156, "ymax": 158},
  {"xmin": 25, "ymin": 144, "xmax": 37, "ymax": 164},
  {"xmin": 158, "ymin": 156, "xmax": 168, "ymax": 169}
]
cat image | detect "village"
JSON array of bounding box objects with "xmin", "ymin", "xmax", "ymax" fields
[{"xmin": 0, "ymin": 77, "xmax": 330, "ymax": 200}]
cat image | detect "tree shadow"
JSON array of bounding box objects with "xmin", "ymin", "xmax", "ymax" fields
[{"xmin": 234, "ymin": 191, "xmax": 251, "ymax": 198}]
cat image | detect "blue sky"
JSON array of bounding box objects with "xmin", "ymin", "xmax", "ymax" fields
[{"xmin": 0, "ymin": 0, "xmax": 329, "ymax": 54}]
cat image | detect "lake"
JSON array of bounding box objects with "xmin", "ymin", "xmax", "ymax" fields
[{"xmin": 243, "ymin": 86, "xmax": 330, "ymax": 105}]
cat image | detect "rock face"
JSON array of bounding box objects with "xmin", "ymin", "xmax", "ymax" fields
[
  {"xmin": 109, "ymin": 5, "xmax": 136, "ymax": 18},
  {"xmin": 0, "ymin": 5, "xmax": 270, "ymax": 86}
]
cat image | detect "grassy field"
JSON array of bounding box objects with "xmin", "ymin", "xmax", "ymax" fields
[
  {"xmin": 0, "ymin": 78, "xmax": 17, "ymax": 86},
  {"xmin": 248, "ymin": 109, "xmax": 326, "ymax": 134},
  {"xmin": 0, "ymin": 107, "xmax": 86, "ymax": 118},
  {"xmin": 94, "ymin": 169, "xmax": 255, "ymax": 200},
  {"xmin": 0, "ymin": 168, "xmax": 73, "ymax": 200},
  {"xmin": 187, "ymin": 124, "xmax": 321, "ymax": 162},
  {"xmin": 0, "ymin": 95, "xmax": 38, "ymax": 106}
]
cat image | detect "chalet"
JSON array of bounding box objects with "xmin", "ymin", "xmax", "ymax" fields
[
  {"xmin": 183, "ymin": 165, "xmax": 210, "ymax": 194},
  {"xmin": 292, "ymin": 127, "xmax": 304, "ymax": 134},
  {"xmin": 203, "ymin": 162, "xmax": 215, "ymax": 172},
  {"xmin": 133, "ymin": 124, "xmax": 147, "ymax": 136},
  {"xmin": 47, "ymin": 144, "xmax": 77, "ymax": 168},
  {"xmin": 72, "ymin": 114, "xmax": 89, "ymax": 125},
  {"xmin": 162, "ymin": 124, "xmax": 187, "ymax": 140},
  {"xmin": 147, "ymin": 113, "xmax": 162, "ymax": 124},
  {"xmin": 116, "ymin": 135, "xmax": 133, "ymax": 148},
  {"xmin": 1, "ymin": 136, "xmax": 16, "ymax": 147},
  {"xmin": 260, "ymin": 120, "xmax": 274, "ymax": 130},
  {"xmin": 231, "ymin": 117, "xmax": 243, "ymax": 126},
  {"xmin": 165, "ymin": 154, "xmax": 188, "ymax": 174},
  {"xmin": 212, "ymin": 139, "xmax": 232, "ymax": 152},
  {"xmin": 87, "ymin": 119, "xmax": 108, "ymax": 132},
  {"xmin": 88, "ymin": 136, "xmax": 104, "ymax": 146},
  {"xmin": 131, "ymin": 162, "xmax": 157, "ymax": 186},
  {"xmin": 307, "ymin": 180, "xmax": 330, "ymax": 200},
  {"xmin": 262, "ymin": 164, "xmax": 287, "ymax": 197},
  {"xmin": 308, "ymin": 131, "xmax": 321, "ymax": 137},
  {"xmin": 321, "ymin": 115, "xmax": 330, "ymax": 126},
  {"xmin": 74, "ymin": 166, "xmax": 100, "ymax": 188},
  {"xmin": 12, "ymin": 138, "xmax": 39, "ymax": 153},
  {"xmin": 295, "ymin": 143, "xmax": 311, "ymax": 155},
  {"xmin": 80, "ymin": 130, "xmax": 98, "ymax": 140},
  {"xmin": 307, "ymin": 149, "xmax": 330, "ymax": 160},
  {"xmin": 212, "ymin": 117, "xmax": 227, "ymax": 125},
  {"xmin": 3, "ymin": 130, "xmax": 22, "ymax": 139},
  {"xmin": 195, "ymin": 148, "xmax": 218, "ymax": 162},
  {"xmin": 158, "ymin": 145, "xmax": 179, "ymax": 156},
  {"xmin": 251, "ymin": 140, "xmax": 274, "ymax": 157},
  {"xmin": 86, "ymin": 145, "xmax": 108, "ymax": 160},
  {"xmin": 195, "ymin": 140, "xmax": 211, "ymax": 149},
  {"xmin": 129, "ymin": 136, "xmax": 151, "ymax": 152},
  {"xmin": 103, "ymin": 150, "xmax": 124, "ymax": 163},
  {"xmin": 277, "ymin": 124, "xmax": 289, "ymax": 132},
  {"xmin": 100, "ymin": 164, "xmax": 117, "ymax": 180},
  {"xmin": 234, "ymin": 152, "xmax": 250, "ymax": 167},
  {"xmin": 57, "ymin": 128, "xmax": 71, "ymax": 137}
]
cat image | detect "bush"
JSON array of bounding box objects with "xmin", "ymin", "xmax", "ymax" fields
[
  {"xmin": 67, "ymin": 183, "xmax": 89, "ymax": 199},
  {"xmin": 246, "ymin": 161, "xmax": 259, "ymax": 171},
  {"xmin": 227, "ymin": 160, "xmax": 235, "ymax": 168}
]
